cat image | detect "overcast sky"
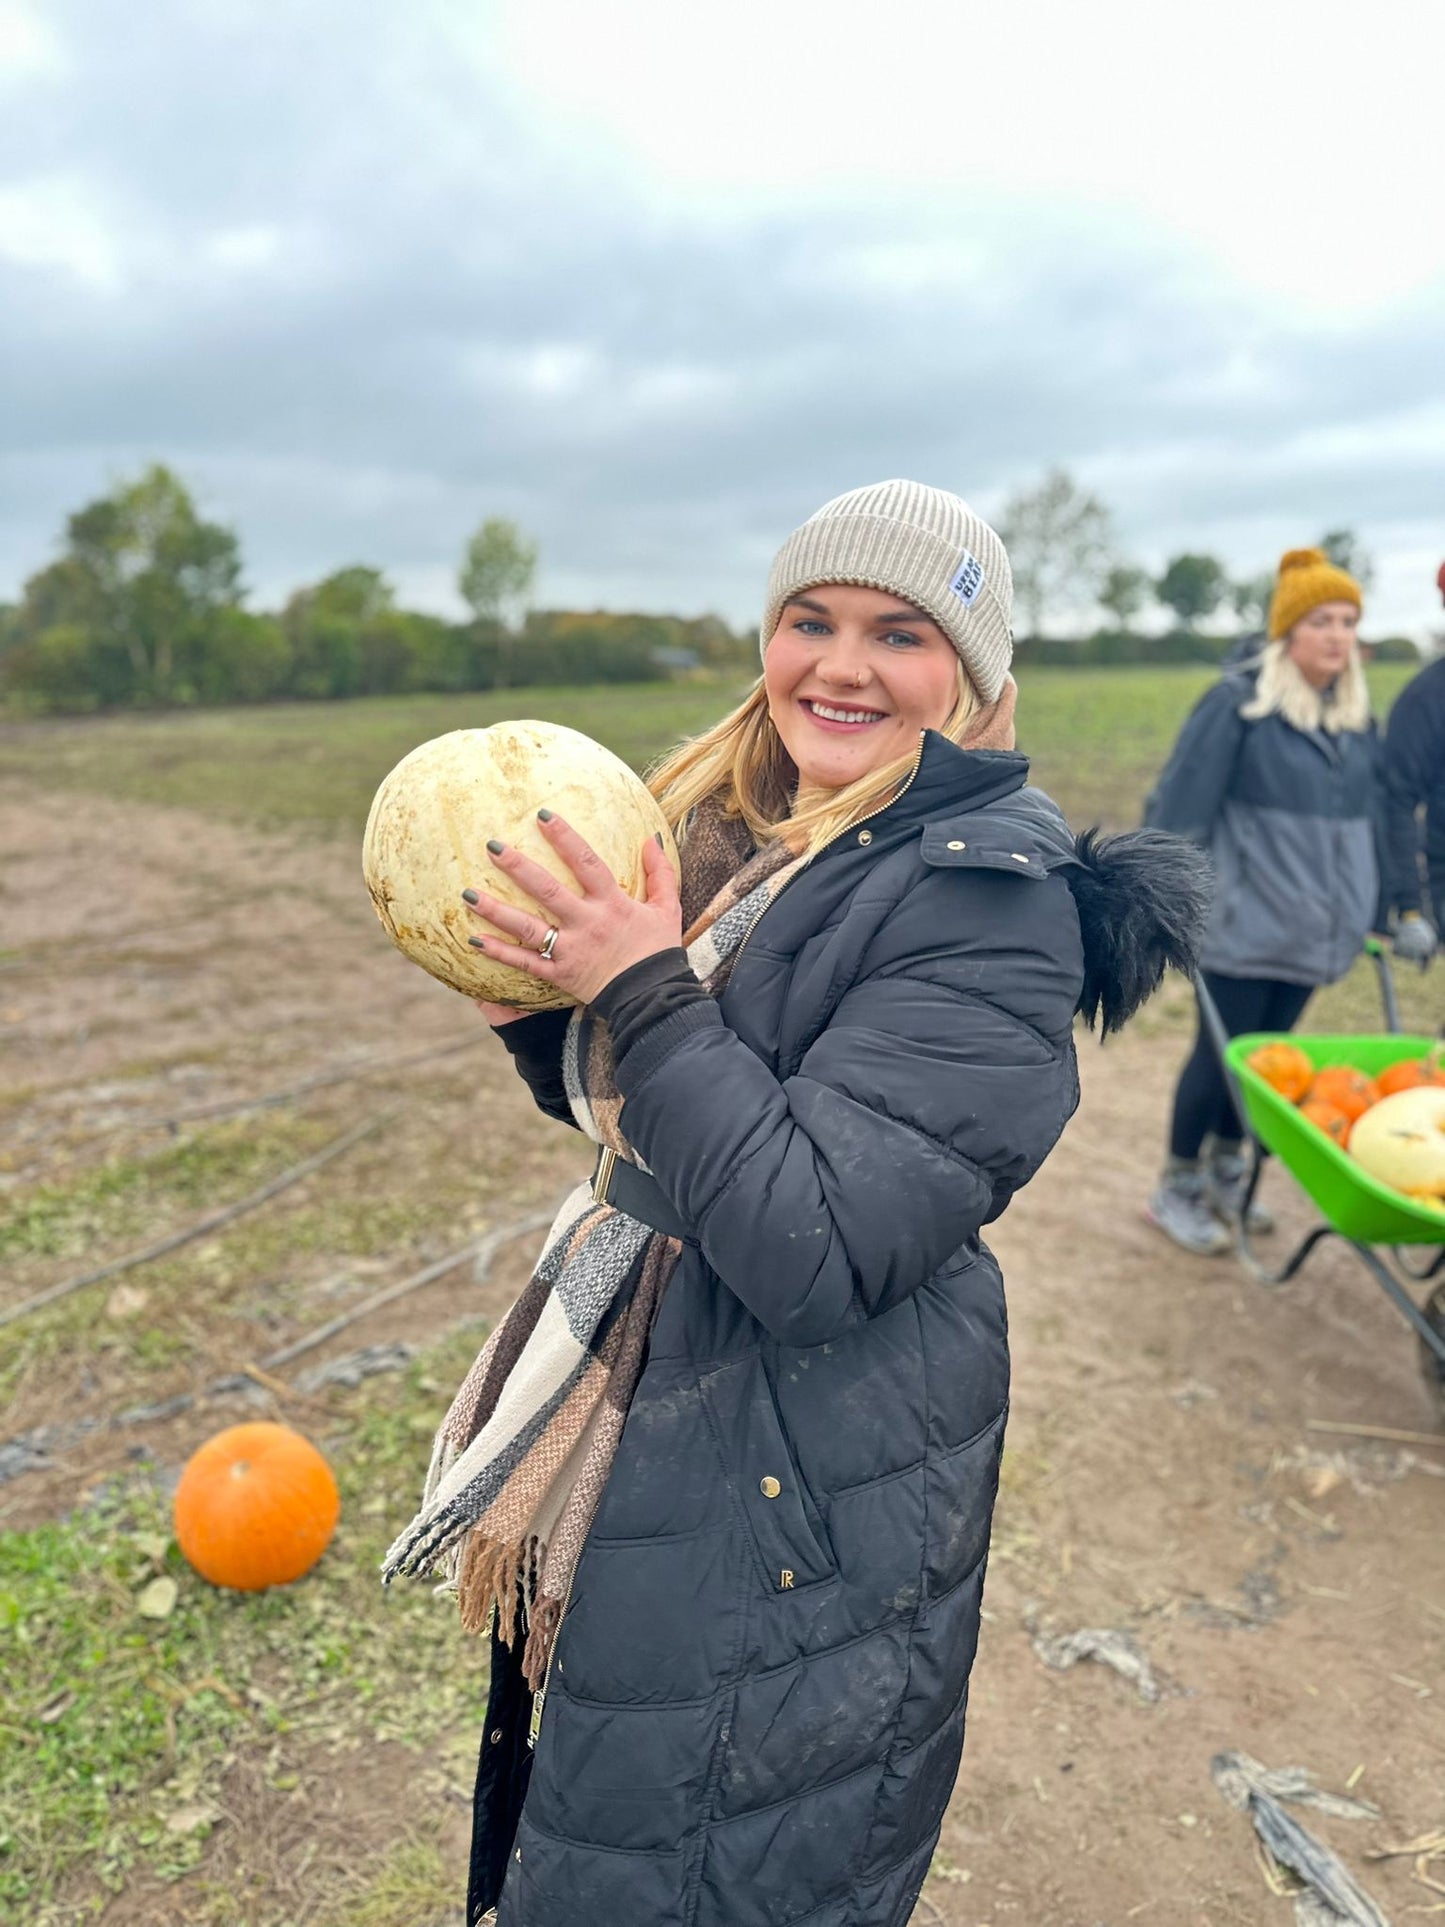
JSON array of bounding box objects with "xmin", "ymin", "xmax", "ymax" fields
[{"xmin": 2, "ymin": 0, "xmax": 1442, "ymax": 637}]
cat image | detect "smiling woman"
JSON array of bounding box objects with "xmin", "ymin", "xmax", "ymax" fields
[
  {"xmin": 384, "ymin": 480, "xmax": 1208, "ymax": 1927},
  {"xmin": 764, "ymin": 585, "xmax": 967, "ymax": 799}
]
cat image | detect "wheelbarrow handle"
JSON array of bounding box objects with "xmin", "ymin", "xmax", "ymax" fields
[{"xmin": 1364, "ymin": 937, "xmax": 1402, "ymax": 1034}]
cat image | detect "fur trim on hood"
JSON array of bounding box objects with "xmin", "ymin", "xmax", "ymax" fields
[{"xmin": 1063, "ymin": 828, "xmax": 1212, "ymax": 1037}]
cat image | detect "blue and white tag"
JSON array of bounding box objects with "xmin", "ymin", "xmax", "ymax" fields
[{"xmin": 948, "ymin": 549, "xmax": 986, "ymax": 607}]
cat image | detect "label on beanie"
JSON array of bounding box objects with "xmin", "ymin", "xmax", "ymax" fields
[{"xmin": 948, "ymin": 550, "xmax": 985, "ymax": 607}]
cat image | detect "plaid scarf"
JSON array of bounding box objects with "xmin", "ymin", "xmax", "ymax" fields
[{"xmin": 381, "ymin": 799, "xmax": 802, "ymax": 1688}]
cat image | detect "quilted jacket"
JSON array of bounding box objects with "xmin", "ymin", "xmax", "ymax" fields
[
  {"xmin": 468, "ymin": 733, "xmax": 1204, "ymax": 1927},
  {"xmin": 1144, "ymin": 669, "xmax": 1380, "ymax": 985}
]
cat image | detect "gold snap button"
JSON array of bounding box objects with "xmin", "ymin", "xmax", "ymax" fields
[
  {"xmin": 857, "ymin": 829, "xmax": 873, "ymax": 846},
  {"xmin": 947, "ymin": 839, "xmax": 966, "ymax": 851},
  {"xmin": 759, "ymin": 1476, "xmax": 782, "ymax": 1498}
]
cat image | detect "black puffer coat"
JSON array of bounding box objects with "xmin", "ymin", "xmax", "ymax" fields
[
  {"xmin": 470, "ymin": 735, "xmax": 1202, "ymax": 1927},
  {"xmin": 1380, "ymin": 655, "xmax": 1445, "ymax": 924}
]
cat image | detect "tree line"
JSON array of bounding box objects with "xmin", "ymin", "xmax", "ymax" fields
[
  {"xmin": 999, "ymin": 467, "xmax": 1415, "ymax": 658},
  {"xmin": 0, "ymin": 466, "xmax": 752, "ymax": 713},
  {"xmin": 0, "ymin": 463, "xmax": 1418, "ymax": 715}
]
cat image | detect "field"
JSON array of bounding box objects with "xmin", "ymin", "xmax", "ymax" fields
[{"xmin": 2, "ymin": 665, "xmax": 1442, "ymax": 1927}]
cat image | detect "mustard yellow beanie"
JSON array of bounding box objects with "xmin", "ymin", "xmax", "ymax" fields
[{"xmin": 1267, "ymin": 547, "xmax": 1362, "ymax": 640}]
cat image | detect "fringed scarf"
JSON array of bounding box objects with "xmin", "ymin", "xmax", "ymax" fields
[
  {"xmin": 380, "ymin": 680, "xmax": 1019, "ymax": 1689},
  {"xmin": 380, "ymin": 800, "xmax": 801, "ymax": 1687}
]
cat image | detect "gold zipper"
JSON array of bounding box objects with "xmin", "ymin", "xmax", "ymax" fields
[
  {"xmin": 729, "ymin": 732, "xmax": 929, "ymax": 976},
  {"xmin": 528, "ymin": 1565, "xmax": 578, "ymax": 1749}
]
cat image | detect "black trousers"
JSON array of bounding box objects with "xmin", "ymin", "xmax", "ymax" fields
[{"xmin": 1169, "ymin": 971, "xmax": 1315, "ymax": 1161}]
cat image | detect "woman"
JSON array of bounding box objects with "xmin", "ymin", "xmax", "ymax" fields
[
  {"xmin": 385, "ymin": 481, "xmax": 1203, "ymax": 1927},
  {"xmin": 1145, "ymin": 546, "xmax": 1379, "ymax": 1255}
]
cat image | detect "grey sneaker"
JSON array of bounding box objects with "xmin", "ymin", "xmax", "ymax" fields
[
  {"xmin": 1209, "ymin": 1151, "xmax": 1275, "ymax": 1234},
  {"xmin": 1146, "ymin": 1168, "xmax": 1233, "ymax": 1256}
]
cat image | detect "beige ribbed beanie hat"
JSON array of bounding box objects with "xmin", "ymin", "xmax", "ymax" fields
[{"xmin": 760, "ymin": 480, "xmax": 1013, "ymax": 702}]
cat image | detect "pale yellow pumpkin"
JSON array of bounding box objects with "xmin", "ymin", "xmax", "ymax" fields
[
  {"xmin": 362, "ymin": 721, "xmax": 680, "ymax": 1009},
  {"xmin": 1349, "ymin": 1086, "xmax": 1445, "ymax": 1199}
]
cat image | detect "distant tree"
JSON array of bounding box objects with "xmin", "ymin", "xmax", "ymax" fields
[
  {"xmin": 1230, "ymin": 571, "xmax": 1275, "ymax": 627},
  {"xmin": 1097, "ymin": 565, "xmax": 1152, "ymax": 634},
  {"xmin": 460, "ymin": 518, "xmax": 537, "ymax": 686},
  {"xmin": 307, "ymin": 564, "xmax": 395, "ymax": 625},
  {"xmin": 1156, "ymin": 553, "xmax": 1229, "ymax": 632},
  {"xmin": 281, "ymin": 566, "xmax": 398, "ymax": 698},
  {"xmin": 998, "ymin": 469, "xmax": 1114, "ymax": 637},
  {"xmin": 8, "ymin": 465, "xmax": 243, "ymax": 705},
  {"xmin": 1318, "ymin": 527, "xmax": 1376, "ymax": 592}
]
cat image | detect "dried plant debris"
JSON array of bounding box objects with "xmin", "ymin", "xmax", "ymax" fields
[
  {"xmin": 1211, "ymin": 1750, "xmax": 1388, "ymax": 1927},
  {"xmin": 1030, "ymin": 1624, "xmax": 1164, "ymax": 1703},
  {"xmin": 1367, "ymin": 1832, "xmax": 1445, "ymax": 1901},
  {"xmin": 295, "ymin": 1342, "xmax": 415, "ymax": 1392}
]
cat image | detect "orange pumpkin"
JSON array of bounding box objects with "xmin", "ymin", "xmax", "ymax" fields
[
  {"xmin": 174, "ymin": 1422, "xmax": 340, "ymax": 1592},
  {"xmin": 1299, "ymin": 1096, "xmax": 1352, "ymax": 1147},
  {"xmin": 1247, "ymin": 1041, "xmax": 1314, "ymax": 1103},
  {"xmin": 1307, "ymin": 1065, "xmax": 1380, "ymax": 1123},
  {"xmin": 1377, "ymin": 1049, "xmax": 1445, "ymax": 1098}
]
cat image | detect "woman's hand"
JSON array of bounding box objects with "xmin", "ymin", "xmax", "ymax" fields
[{"xmin": 461, "ymin": 812, "xmax": 682, "ymax": 1007}]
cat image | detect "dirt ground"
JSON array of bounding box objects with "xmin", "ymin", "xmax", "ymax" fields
[{"xmin": 3, "ymin": 780, "xmax": 1443, "ymax": 1927}]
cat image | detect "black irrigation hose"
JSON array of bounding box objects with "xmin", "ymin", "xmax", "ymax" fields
[{"xmin": 0, "ymin": 1111, "xmax": 394, "ymax": 1329}]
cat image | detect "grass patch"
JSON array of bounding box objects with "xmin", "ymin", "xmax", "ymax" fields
[
  {"xmin": 0, "ymin": 1127, "xmax": 505, "ymax": 1410},
  {"xmin": 1, "ymin": 666, "xmax": 1418, "ymax": 838},
  {"xmin": 0, "ymin": 1329, "xmax": 489, "ymax": 1925},
  {"xmin": 0, "ymin": 683, "xmax": 750, "ymax": 834},
  {"xmin": 0, "ymin": 1116, "xmax": 335, "ymax": 1265},
  {"xmin": 313, "ymin": 1836, "xmax": 456, "ymax": 1927},
  {"xmin": 1310, "ymin": 944, "xmax": 1441, "ymax": 1040}
]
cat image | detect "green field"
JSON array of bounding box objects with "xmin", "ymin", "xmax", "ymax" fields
[{"xmin": 0, "ymin": 663, "xmax": 1419, "ymax": 837}]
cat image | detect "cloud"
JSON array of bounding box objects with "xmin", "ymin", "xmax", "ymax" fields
[{"xmin": 1, "ymin": 0, "xmax": 1441, "ymax": 636}]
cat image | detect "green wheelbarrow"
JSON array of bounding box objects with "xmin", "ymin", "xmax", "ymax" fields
[{"xmin": 1197, "ymin": 943, "xmax": 1445, "ymax": 1424}]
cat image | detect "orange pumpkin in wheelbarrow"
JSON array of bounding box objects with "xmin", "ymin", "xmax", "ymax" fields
[
  {"xmin": 1246, "ymin": 1041, "xmax": 1314, "ymax": 1103},
  {"xmin": 1298, "ymin": 1095, "xmax": 1353, "ymax": 1148},
  {"xmin": 1376, "ymin": 1046, "xmax": 1445, "ymax": 1099},
  {"xmin": 1306, "ymin": 1064, "xmax": 1379, "ymax": 1124}
]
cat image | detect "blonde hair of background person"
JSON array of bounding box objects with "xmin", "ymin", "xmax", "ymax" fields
[{"xmin": 1240, "ymin": 562, "xmax": 1371, "ymax": 735}]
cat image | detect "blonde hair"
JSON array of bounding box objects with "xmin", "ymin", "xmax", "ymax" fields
[
  {"xmin": 648, "ymin": 662, "xmax": 979, "ymax": 860},
  {"xmin": 1239, "ymin": 638, "xmax": 1371, "ymax": 735}
]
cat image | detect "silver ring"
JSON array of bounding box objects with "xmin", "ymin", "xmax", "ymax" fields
[{"xmin": 538, "ymin": 925, "xmax": 560, "ymax": 962}]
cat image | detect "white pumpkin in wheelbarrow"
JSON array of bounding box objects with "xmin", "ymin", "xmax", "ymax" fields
[
  {"xmin": 1349, "ymin": 1086, "xmax": 1445, "ymax": 1206},
  {"xmin": 362, "ymin": 721, "xmax": 680, "ymax": 1010}
]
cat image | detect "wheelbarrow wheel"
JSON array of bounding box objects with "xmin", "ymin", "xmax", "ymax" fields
[{"xmin": 1419, "ymin": 1282, "xmax": 1445, "ymax": 1427}]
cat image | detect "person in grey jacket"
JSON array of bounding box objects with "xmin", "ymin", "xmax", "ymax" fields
[
  {"xmin": 384, "ymin": 482, "xmax": 1205, "ymax": 1927},
  {"xmin": 1145, "ymin": 546, "xmax": 1379, "ymax": 1254}
]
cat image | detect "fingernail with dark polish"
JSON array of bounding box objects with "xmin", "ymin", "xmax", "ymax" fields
[
  {"xmin": 461, "ymin": 889, "xmax": 479, "ymax": 904},
  {"xmin": 468, "ymin": 936, "xmax": 487, "ymax": 949},
  {"xmin": 486, "ymin": 839, "xmax": 504, "ymax": 855},
  {"xmin": 537, "ymin": 808, "xmax": 554, "ymax": 823}
]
